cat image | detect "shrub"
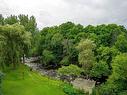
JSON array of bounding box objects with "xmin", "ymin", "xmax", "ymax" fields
[
  {"xmin": 90, "ymin": 61, "xmax": 110, "ymax": 78},
  {"xmin": 41, "ymin": 49, "xmax": 55, "ymax": 65},
  {"xmin": 60, "ymin": 56, "xmax": 70, "ymax": 66},
  {"xmin": 62, "ymin": 84, "xmax": 85, "ymax": 95},
  {"xmin": 58, "ymin": 64, "xmax": 83, "ymax": 76}
]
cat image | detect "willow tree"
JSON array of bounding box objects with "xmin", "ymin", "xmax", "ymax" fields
[
  {"xmin": 76, "ymin": 39, "xmax": 96, "ymax": 74},
  {"xmin": 0, "ymin": 24, "xmax": 31, "ymax": 69}
]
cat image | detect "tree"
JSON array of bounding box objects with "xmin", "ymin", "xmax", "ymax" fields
[
  {"xmin": 18, "ymin": 14, "xmax": 38, "ymax": 56},
  {"xmin": 75, "ymin": 32, "xmax": 88, "ymax": 43},
  {"xmin": 0, "ymin": 24, "xmax": 31, "ymax": 69},
  {"xmin": 76, "ymin": 39, "xmax": 96, "ymax": 74},
  {"xmin": 41, "ymin": 49, "xmax": 55, "ymax": 67},
  {"xmin": 84, "ymin": 24, "xmax": 126, "ymax": 47},
  {"xmin": 90, "ymin": 61, "xmax": 110, "ymax": 79},
  {"xmin": 60, "ymin": 56, "xmax": 70, "ymax": 66},
  {"xmin": 111, "ymin": 53, "xmax": 127, "ymax": 80},
  {"xmin": 96, "ymin": 46, "xmax": 119, "ymax": 69},
  {"xmin": 115, "ymin": 33, "xmax": 127, "ymax": 53},
  {"xmin": 0, "ymin": 14, "xmax": 4, "ymax": 25},
  {"xmin": 59, "ymin": 22, "xmax": 75, "ymax": 37},
  {"xmin": 98, "ymin": 53, "xmax": 127, "ymax": 95},
  {"xmin": 62, "ymin": 39, "xmax": 77, "ymax": 65},
  {"xmin": 51, "ymin": 32, "xmax": 64, "ymax": 64},
  {"xmin": 4, "ymin": 15, "xmax": 18, "ymax": 25}
]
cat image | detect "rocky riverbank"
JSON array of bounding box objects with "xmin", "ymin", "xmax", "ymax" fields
[{"xmin": 25, "ymin": 57, "xmax": 96, "ymax": 94}]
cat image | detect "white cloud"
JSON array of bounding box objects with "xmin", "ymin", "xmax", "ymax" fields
[{"xmin": 0, "ymin": 0, "xmax": 127, "ymax": 29}]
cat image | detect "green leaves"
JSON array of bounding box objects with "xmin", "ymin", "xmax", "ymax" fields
[
  {"xmin": 76, "ymin": 39, "xmax": 95, "ymax": 73},
  {"xmin": 60, "ymin": 56, "xmax": 70, "ymax": 66},
  {"xmin": 41, "ymin": 49, "xmax": 55, "ymax": 65},
  {"xmin": 96, "ymin": 46, "xmax": 119, "ymax": 68},
  {"xmin": 115, "ymin": 33, "xmax": 127, "ymax": 53},
  {"xmin": 58, "ymin": 64, "xmax": 83, "ymax": 76},
  {"xmin": 51, "ymin": 33, "xmax": 64, "ymax": 46},
  {"xmin": 76, "ymin": 39, "xmax": 96, "ymax": 52},
  {"xmin": 111, "ymin": 53, "xmax": 127, "ymax": 80},
  {"xmin": 98, "ymin": 54, "xmax": 127, "ymax": 95},
  {"xmin": 90, "ymin": 61, "xmax": 110, "ymax": 78},
  {"xmin": 0, "ymin": 24, "xmax": 31, "ymax": 69},
  {"xmin": 4, "ymin": 15, "xmax": 18, "ymax": 25},
  {"xmin": 62, "ymin": 84, "xmax": 85, "ymax": 95}
]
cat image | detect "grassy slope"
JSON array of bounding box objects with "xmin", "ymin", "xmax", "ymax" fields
[{"xmin": 2, "ymin": 65, "xmax": 65, "ymax": 95}]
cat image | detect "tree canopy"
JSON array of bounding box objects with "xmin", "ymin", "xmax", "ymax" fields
[{"xmin": 0, "ymin": 24, "xmax": 31, "ymax": 69}]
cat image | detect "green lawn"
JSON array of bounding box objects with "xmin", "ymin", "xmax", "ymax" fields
[{"xmin": 2, "ymin": 65, "xmax": 66, "ymax": 95}]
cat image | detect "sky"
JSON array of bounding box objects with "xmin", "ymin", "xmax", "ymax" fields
[{"xmin": 0, "ymin": 0, "xmax": 127, "ymax": 29}]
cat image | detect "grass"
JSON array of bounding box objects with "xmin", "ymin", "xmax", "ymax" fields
[{"xmin": 1, "ymin": 65, "xmax": 66, "ymax": 95}]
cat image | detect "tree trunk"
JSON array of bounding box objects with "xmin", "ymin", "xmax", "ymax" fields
[{"xmin": 23, "ymin": 54, "xmax": 25, "ymax": 64}]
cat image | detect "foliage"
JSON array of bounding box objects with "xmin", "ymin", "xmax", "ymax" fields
[
  {"xmin": 84, "ymin": 24, "xmax": 126, "ymax": 47},
  {"xmin": 62, "ymin": 84, "xmax": 86, "ymax": 95},
  {"xmin": 115, "ymin": 33, "xmax": 127, "ymax": 53},
  {"xmin": 41, "ymin": 49, "xmax": 55, "ymax": 66},
  {"xmin": 76, "ymin": 39, "xmax": 96, "ymax": 52},
  {"xmin": 96, "ymin": 46, "xmax": 119, "ymax": 68},
  {"xmin": 4, "ymin": 15, "xmax": 19, "ymax": 25},
  {"xmin": 76, "ymin": 39, "xmax": 96, "ymax": 74},
  {"xmin": 0, "ymin": 24, "xmax": 31, "ymax": 69},
  {"xmin": 90, "ymin": 61, "xmax": 110, "ymax": 78},
  {"xmin": 58, "ymin": 64, "xmax": 83, "ymax": 76},
  {"xmin": 111, "ymin": 53, "xmax": 127, "ymax": 80},
  {"xmin": 60, "ymin": 56, "xmax": 70, "ymax": 66},
  {"xmin": 95, "ymin": 54, "xmax": 127, "ymax": 95},
  {"xmin": 0, "ymin": 15, "xmax": 4, "ymax": 25},
  {"xmin": 0, "ymin": 14, "xmax": 38, "ymax": 56}
]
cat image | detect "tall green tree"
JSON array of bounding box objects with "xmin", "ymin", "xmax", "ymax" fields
[
  {"xmin": 115, "ymin": 33, "xmax": 127, "ymax": 53},
  {"xmin": 4, "ymin": 15, "xmax": 18, "ymax": 25},
  {"xmin": 96, "ymin": 46, "xmax": 119, "ymax": 69},
  {"xmin": 41, "ymin": 49, "xmax": 55, "ymax": 67},
  {"xmin": 90, "ymin": 61, "xmax": 110, "ymax": 79},
  {"xmin": 18, "ymin": 14, "xmax": 38, "ymax": 56},
  {"xmin": 76, "ymin": 39, "xmax": 96, "ymax": 74},
  {"xmin": 0, "ymin": 24, "xmax": 31, "ymax": 69},
  {"xmin": 99, "ymin": 54, "xmax": 127, "ymax": 95},
  {"xmin": 0, "ymin": 14, "xmax": 4, "ymax": 25},
  {"xmin": 18, "ymin": 14, "xmax": 37, "ymax": 34}
]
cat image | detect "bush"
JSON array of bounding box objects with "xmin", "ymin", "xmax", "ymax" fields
[
  {"xmin": 58, "ymin": 64, "xmax": 83, "ymax": 76},
  {"xmin": 90, "ymin": 61, "xmax": 110, "ymax": 78},
  {"xmin": 60, "ymin": 56, "xmax": 70, "ymax": 66},
  {"xmin": 62, "ymin": 84, "xmax": 85, "ymax": 95},
  {"xmin": 41, "ymin": 49, "xmax": 55, "ymax": 65}
]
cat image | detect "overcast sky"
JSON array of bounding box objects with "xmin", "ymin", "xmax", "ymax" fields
[{"xmin": 0, "ymin": 0, "xmax": 127, "ymax": 29}]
